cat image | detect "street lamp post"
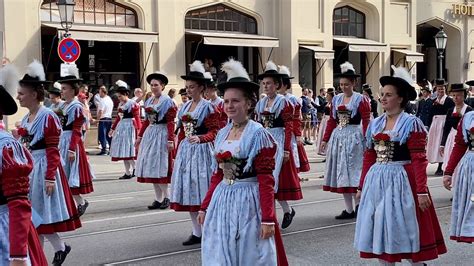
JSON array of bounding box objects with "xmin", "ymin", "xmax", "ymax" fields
[
  {"xmin": 56, "ymin": 0, "xmax": 76, "ymax": 38},
  {"xmin": 434, "ymin": 25, "xmax": 448, "ymax": 79}
]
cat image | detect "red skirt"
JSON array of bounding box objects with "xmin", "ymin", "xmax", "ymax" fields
[
  {"xmin": 170, "ymin": 203, "xmax": 200, "ymax": 212},
  {"xmin": 360, "ymin": 164, "xmax": 447, "ymax": 262},
  {"xmin": 37, "ymin": 166, "xmax": 82, "ymax": 234},
  {"xmin": 275, "ymin": 150, "xmax": 303, "ymax": 201},
  {"xmin": 71, "ymin": 144, "xmax": 94, "ymax": 195},
  {"xmin": 296, "ymin": 142, "xmax": 310, "ymax": 173},
  {"xmin": 28, "ymin": 222, "xmax": 48, "ymax": 266}
]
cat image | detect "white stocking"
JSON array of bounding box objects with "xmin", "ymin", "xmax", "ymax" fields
[
  {"xmin": 278, "ymin": 200, "xmax": 291, "ymax": 213},
  {"xmin": 73, "ymin": 194, "xmax": 85, "ymax": 205},
  {"xmin": 43, "ymin": 233, "xmax": 65, "ymax": 252},
  {"xmin": 123, "ymin": 160, "xmax": 131, "ymax": 175},
  {"xmin": 153, "ymin": 183, "xmax": 163, "ymax": 202},
  {"xmin": 343, "ymin": 193, "xmax": 354, "ymax": 213},
  {"xmin": 190, "ymin": 212, "xmax": 202, "ymax": 237}
]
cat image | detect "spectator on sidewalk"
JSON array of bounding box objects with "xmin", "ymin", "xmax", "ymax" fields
[{"xmin": 95, "ymin": 86, "xmax": 114, "ymax": 155}]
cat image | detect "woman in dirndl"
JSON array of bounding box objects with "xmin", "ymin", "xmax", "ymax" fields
[
  {"xmin": 170, "ymin": 60, "xmax": 220, "ymax": 246},
  {"xmin": 57, "ymin": 64, "xmax": 95, "ymax": 216},
  {"xmin": 355, "ymin": 66, "xmax": 447, "ymax": 264},
  {"xmin": 315, "ymin": 88, "xmax": 334, "ymax": 156},
  {"xmin": 255, "ymin": 61, "xmax": 302, "ymax": 229},
  {"xmin": 320, "ymin": 62, "xmax": 370, "ymax": 220},
  {"xmin": 362, "ymin": 84, "xmax": 379, "ymax": 120},
  {"xmin": 204, "ymin": 72, "xmax": 227, "ymax": 129},
  {"xmin": 17, "ymin": 61, "xmax": 81, "ymax": 265},
  {"xmin": 278, "ymin": 65, "xmax": 310, "ymax": 173},
  {"xmin": 0, "ymin": 64, "xmax": 48, "ymax": 266},
  {"xmin": 198, "ymin": 58, "xmax": 288, "ymax": 266},
  {"xmin": 135, "ymin": 72, "xmax": 177, "ymax": 210},
  {"xmin": 426, "ymin": 79, "xmax": 455, "ymax": 176},
  {"xmin": 440, "ymin": 83, "xmax": 472, "ymax": 172},
  {"xmin": 443, "ymin": 110, "xmax": 474, "ymax": 243},
  {"xmin": 109, "ymin": 80, "xmax": 142, "ymax": 180}
]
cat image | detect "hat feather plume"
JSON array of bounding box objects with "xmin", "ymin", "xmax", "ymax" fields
[
  {"xmin": 115, "ymin": 79, "xmax": 128, "ymax": 88},
  {"xmin": 391, "ymin": 65, "xmax": 414, "ymax": 86},
  {"xmin": 189, "ymin": 60, "xmax": 205, "ymax": 74},
  {"xmin": 278, "ymin": 65, "xmax": 291, "ymax": 76},
  {"xmin": 264, "ymin": 60, "xmax": 278, "ymax": 72},
  {"xmin": 221, "ymin": 59, "xmax": 250, "ymax": 81},
  {"xmin": 26, "ymin": 60, "xmax": 46, "ymax": 81},
  {"xmin": 340, "ymin": 61, "xmax": 355, "ymax": 74},
  {"xmin": 61, "ymin": 64, "xmax": 79, "ymax": 78},
  {"xmin": 426, "ymin": 80, "xmax": 432, "ymax": 91},
  {"xmin": 53, "ymin": 81, "xmax": 61, "ymax": 90},
  {"xmin": 203, "ymin": 72, "xmax": 213, "ymax": 82},
  {"xmin": 0, "ymin": 64, "xmax": 19, "ymax": 96}
]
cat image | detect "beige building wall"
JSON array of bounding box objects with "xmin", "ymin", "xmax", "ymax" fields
[{"xmin": 1, "ymin": 0, "xmax": 417, "ymax": 129}]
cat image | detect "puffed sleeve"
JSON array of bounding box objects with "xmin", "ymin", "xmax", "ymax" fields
[
  {"xmin": 133, "ymin": 104, "xmax": 142, "ymax": 132},
  {"xmin": 138, "ymin": 119, "xmax": 150, "ymax": 137},
  {"xmin": 68, "ymin": 114, "xmax": 84, "ymax": 152},
  {"xmin": 323, "ymin": 105, "xmax": 337, "ymax": 142},
  {"xmin": 111, "ymin": 111, "xmax": 121, "ymax": 131},
  {"xmin": 200, "ymin": 170, "xmax": 223, "ymax": 211},
  {"xmin": 166, "ymin": 105, "xmax": 178, "ymax": 142},
  {"xmin": 255, "ymin": 146, "xmax": 277, "ymax": 223},
  {"xmin": 198, "ymin": 109, "xmax": 220, "ymax": 143},
  {"xmin": 359, "ymin": 97, "xmax": 371, "ymax": 136},
  {"xmin": 359, "ymin": 148, "xmax": 376, "ymax": 190},
  {"xmin": 2, "ymin": 144, "xmax": 33, "ymax": 259},
  {"xmin": 440, "ymin": 109, "xmax": 454, "ymax": 147},
  {"xmin": 281, "ymin": 103, "xmax": 294, "ymax": 151},
  {"xmin": 444, "ymin": 120, "xmax": 468, "ymax": 176},
  {"xmin": 44, "ymin": 115, "xmax": 61, "ymax": 181},
  {"xmin": 407, "ymin": 131, "xmax": 429, "ymax": 194},
  {"xmin": 293, "ymin": 104, "xmax": 302, "ymax": 137}
]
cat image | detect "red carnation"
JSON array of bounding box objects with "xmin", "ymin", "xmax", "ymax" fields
[
  {"xmin": 216, "ymin": 151, "xmax": 233, "ymax": 162},
  {"xmin": 118, "ymin": 108, "xmax": 123, "ymax": 113},
  {"xmin": 451, "ymin": 112, "xmax": 460, "ymax": 118},
  {"xmin": 181, "ymin": 114, "xmax": 193, "ymax": 122},
  {"xmin": 337, "ymin": 105, "xmax": 347, "ymax": 111},
  {"xmin": 145, "ymin": 107, "xmax": 154, "ymax": 114},
  {"xmin": 470, "ymin": 127, "xmax": 474, "ymax": 134},
  {"xmin": 262, "ymin": 111, "xmax": 271, "ymax": 115},
  {"xmin": 17, "ymin": 127, "xmax": 29, "ymax": 137},
  {"xmin": 373, "ymin": 133, "xmax": 390, "ymax": 142}
]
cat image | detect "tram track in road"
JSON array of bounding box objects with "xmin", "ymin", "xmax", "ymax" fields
[{"xmin": 102, "ymin": 205, "xmax": 453, "ymax": 265}]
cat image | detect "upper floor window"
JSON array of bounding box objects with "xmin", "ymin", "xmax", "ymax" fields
[
  {"xmin": 185, "ymin": 4, "xmax": 257, "ymax": 34},
  {"xmin": 333, "ymin": 6, "xmax": 365, "ymax": 38},
  {"xmin": 40, "ymin": 0, "xmax": 137, "ymax": 27}
]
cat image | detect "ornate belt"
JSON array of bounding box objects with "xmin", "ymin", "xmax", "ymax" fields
[{"xmin": 374, "ymin": 140, "xmax": 395, "ymax": 163}]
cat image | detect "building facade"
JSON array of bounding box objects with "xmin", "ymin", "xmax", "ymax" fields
[{"xmin": 1, "ymin": 0, "xmax": 425, "ymax": 128}]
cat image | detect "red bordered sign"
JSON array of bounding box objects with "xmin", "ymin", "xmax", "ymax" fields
[{"xmin": 58, "ymin": 38, "xmax": 81, "ymax": 63}]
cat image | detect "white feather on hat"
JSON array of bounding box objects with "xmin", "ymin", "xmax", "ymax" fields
[
  {"xmin": 61, "ymin": 64, "xmax": 79, "ymax": 78},
  {"xmin": 278, "ymin": 65, "xmax": 291, "ymax": 76},
  {"xmin": 221, "ymin": 59, "xmax": 250, "ymax": 81},
  {"xmin": 53, "ymin": 81, "xmax": 61, "ymax": 90},
  {"xmin": 26, "ymin": 60, "xmax": 46, "ymax": 81},
  {"xmin": 115, "ymin": 80, "xmax": 128, "ymax": 88},
  {"xmin": 391, "ymin": 65, "xmax": 414, "ymax": 87},
  {"xmin": 340, "ymin": 61, "xmax": 356, "ymax": 74},
  {"xmin": 0, "ymin": 64, "xmax": 19, "ymax": 96},
  {"xmin": 264, "ymin": 60, "xmax": 278, "ymax": 72},
  {"xmin": 189, "ymin": 60, "xmax": 205, "ymax": 74},
  {"xmin": 203, "ymin": 72, "xmax": 213, "ymax": 82},
  {"xmin": 426, "ymin": 80, "xmax": 432, "ymax": 91}
]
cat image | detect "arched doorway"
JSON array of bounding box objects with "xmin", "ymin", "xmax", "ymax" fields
[
  {"xmin": 40, "ymin": 0, "xmax": 141, "ymax": 91},
  {"xmin": 184, "ymin": 4, "xmax": 271, "ymax": 83}
]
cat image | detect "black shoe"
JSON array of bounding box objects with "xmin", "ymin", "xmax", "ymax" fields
[
  {"xmin": 119, "ymin": 174, "xmax": 133, "ymax": 180},
  {"xmin": 304, "ymin": 140, "xmax": 314, "ymax": 145},
  {"xmin": 147, "ymin": 200, "xmax": 162, "ymax": 210},
  {"xmin": 182, "ymin": 234, "xmax": 201, "ymax": 246},
  {"xmin": 335, "ymin": 210, "xmax": 355, "ymax": 220},
  {"xmin": 159, "ymin": 198, "xmax": 170, "ymax": 209},
  {"xmin": 97, "ymin": 150, "xmax": 107, "ymax": 155},
  {"xmin": 281, "ymin": 208, "xmax": 296, "ymax": 229},
  {"xmin": 131, "ymin": 169, "xmax": 136, "ymax": 177},
  {"xmin": 434, "ymin": 169, "xmax": 443, "ymax": 176},
  {"xmin": 52, "ymin": 244, "xmax": 71, "ymax": 266},
  {"xmin": 77, "ymin": 200, "xmax": 89, "ymax": 217}
]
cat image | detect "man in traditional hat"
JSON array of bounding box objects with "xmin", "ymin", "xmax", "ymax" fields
[
  {"xmin": 465, "ymin": 80, "xmax": 474, "ymax": 108},
  {"xmin": 416, "ymin": 81, "xmax": 433, "ymax": 127}
]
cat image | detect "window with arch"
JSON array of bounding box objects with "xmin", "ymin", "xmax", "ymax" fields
[
  {"xmin": 185, "ymin": 4, "xmax": 257, "ymax": 34},
  {"xmin": 40, "ymin": 0, "xmax": 137, "ymax": 27},
  {"xmin": 333, "ymin": 6, "xmax": 365, "ymax": 38}
]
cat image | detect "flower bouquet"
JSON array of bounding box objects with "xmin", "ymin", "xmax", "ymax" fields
[
  {"xmin": 216, "ymin": 151, "xmax": 242, "ymax": 185},
  {"xmin": 373, "ymin": 133, "xmax": 393, "ymax": 163},
  {"xmin": 336, "ymin": 105, "xmax": 351, "ymax": 128},
  {"xmin": 182, "ymin": 113, "xmax": 197, "ymax": 137}
]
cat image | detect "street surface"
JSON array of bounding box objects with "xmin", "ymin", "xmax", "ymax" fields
[{"xmin": 42, "ymin": 145, "xmax": 472, "ymax": 265}]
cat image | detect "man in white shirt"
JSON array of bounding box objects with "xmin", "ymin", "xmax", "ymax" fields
[
  {"xmin": 96, "ymin": 86, "xmax": 114, "ymax": 155},
  {"xmin": 131, "ymin": 88, "xmax": 145, "ymax": 119}
]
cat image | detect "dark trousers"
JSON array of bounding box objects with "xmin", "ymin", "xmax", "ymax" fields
[{"xmin": 98, "ymin": 118, "xmax": 112, "ymax": 151}]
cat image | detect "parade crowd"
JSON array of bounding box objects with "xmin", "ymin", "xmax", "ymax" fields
[{"xmin": 0, "ymin": 57, "xmax": 473, "ymax": 266}]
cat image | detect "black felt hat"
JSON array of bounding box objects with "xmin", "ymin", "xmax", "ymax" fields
[
  {"xmin": 57, "ymin": 64, "xmax": 83, "ymax": 84},
  {"xmin": 115, "ymin": 80, "xmax": 131, "ymax": 94},
  {"xmin": 178, "ymin": 88, "xmax": 187, "ymax": 96},
  {"xmin": 257, "ymin": 61, "xmax": 286, "ymax": 80},
  {"xmin": 181, "ymin": 60, "xmax": 210, "ymax": 82},
  {"xmin": 278, "ymin": 65, "xmax": 294, "ymax": 80},
  {"xmin": 379, "ymin": 66, "xmax": 417, "ymax": 101},
  {"xmin": 217, "ymin": 59, "xmax": 260, "ymax": 96},
  {"xmin": 434, "ymin": 79, "xmax": 448, "ymax": 86},
  {"xmin": 18, "ymin": 60, "xmax": 52, "ymax": 86},
  {"xmin": 449, "ymin": 83, "xmax": 468, "ymax": 97},
  {"xmin": 146, "ymin": 72, "xmax": 168, "ymax": 85},
  {"xmin": 465, "ymin": 80, "xmax": 474, "ymax": 86},
  {"xmin": 0, "ymin": 65, "xmax": 19, "ymax": 116},
  {"xmin": 48, "ymin": 82, "xmax": 62, "ymax": 96},
  {"xmin": 335, "ymin": 61, "xmax": 361, "ymax": 78}
]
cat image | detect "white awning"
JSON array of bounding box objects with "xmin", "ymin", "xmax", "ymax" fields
[
  {"xmin": 300, "ymin": 45, "xmax": 335, "ymax": 60},
  {"xmin": 333, "ymin": 37, "xmax": 387, "ymax": 53},
  {"xmin": 185, "ymin": 30, "xmax": 279, "ymax": 48},
  {"xmin": 392, "ymin": 49, "xmax": 424, "ymax": 63},
  {"xmin": 42, "ymin": 23, "xmax": 158, "ymax": 43}
]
